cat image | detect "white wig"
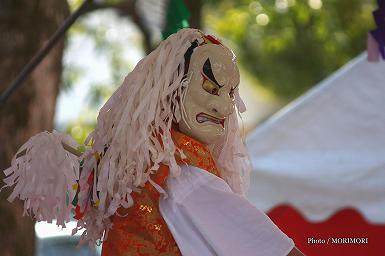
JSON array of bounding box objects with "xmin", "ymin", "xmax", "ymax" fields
[
  {"xmin": 2, "ymin": 28, "xmax": 251, "ymax": 245},
  {"xmin": 78, "ymin": 28, "xmax": 252, "ymax": 244}
]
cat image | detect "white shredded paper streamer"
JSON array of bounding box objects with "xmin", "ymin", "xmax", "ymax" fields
[
  {"xmin": 1, "ymin": 28, "xmax": 251, "ymax": 246},
  {"xmin": 2, "ymin": 131, "xmax": 80, "ymax": 227}
]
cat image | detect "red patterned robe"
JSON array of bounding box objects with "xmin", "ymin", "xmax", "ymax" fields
[{"xmin": 101, "ymin": 129, "xmax": 220, "ymax": 255}]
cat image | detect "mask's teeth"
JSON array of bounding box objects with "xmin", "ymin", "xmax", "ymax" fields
[
  {"xmin": 196, "ymin": 115, "xmax": 206, "ymax": 123},
  {"xmin": 196, "ymin": 113, "xmax": 223, "ymax": 126}
]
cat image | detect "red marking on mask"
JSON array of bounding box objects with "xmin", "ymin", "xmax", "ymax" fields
[{"xmin": 204, "ymin": 35, "xmax": 222, "ymax": 45}]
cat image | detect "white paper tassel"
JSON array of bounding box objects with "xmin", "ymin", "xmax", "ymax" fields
[
  {"xmin": 71, "ymin": 29, "xmax": 204, "ymax": 245},
  {"xmin": 74, "ymin": 29, "xmax": 251, "ymax": 245},
  {"xmin": 1, "ymin": 130, "xmax": 80, "ymax": 227}
]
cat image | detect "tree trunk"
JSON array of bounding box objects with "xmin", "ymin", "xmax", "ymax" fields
[
  {"xmin": 185, "ymin": 0, "xmax": 202, "ymax": 29},
  {"xmin": 0, "ymin": 1, "xmax": 69, "ymax": 255}
]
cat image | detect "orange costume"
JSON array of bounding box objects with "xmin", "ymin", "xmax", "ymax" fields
[{"xmin": 102, "ymin": 129, "xmax": 220, "ymax": 255}]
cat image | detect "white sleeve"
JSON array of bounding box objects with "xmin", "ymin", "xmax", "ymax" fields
[{"xmin": 159, "ymin": 165, "xmax": 294, "ymax": 256}]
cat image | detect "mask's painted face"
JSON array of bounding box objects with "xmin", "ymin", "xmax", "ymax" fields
[{"xmin": 179, "ymin": 44, "xmax": 240, "ymax": 145}]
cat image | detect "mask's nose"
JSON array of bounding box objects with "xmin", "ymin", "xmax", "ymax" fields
[{"xmin": 209, "ymin": 93, "xmax": 235, "ymax": 118}]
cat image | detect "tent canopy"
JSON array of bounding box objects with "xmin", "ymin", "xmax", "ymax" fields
[{"xmin": 246, "ymin": 53, "xmax": 385, "ymax": 224}]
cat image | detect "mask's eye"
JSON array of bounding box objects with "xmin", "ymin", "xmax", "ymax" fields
[{"xmin": 202, "ymin": 79, "xmax": 219, "ymax": 95}]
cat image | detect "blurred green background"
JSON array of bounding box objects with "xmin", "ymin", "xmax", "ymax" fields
[
  {"xmin": 63, "ymin": 0, "xmax": 375, "ymax": 142},
  {"xmin": 0, "ymin": 0, "xmax": 375, "ymax": 255}
]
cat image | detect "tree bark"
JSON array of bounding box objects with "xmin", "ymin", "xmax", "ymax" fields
[
  {"xmin": 0, "ymin": 1, "xmax": 69, "ymax": 255},
  {"xmin": 185, "ymin": 0, "xmax": 202, "ymax": 29}
]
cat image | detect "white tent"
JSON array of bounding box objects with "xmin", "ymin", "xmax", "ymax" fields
[{"xmin": 246, "ymin": 53, "xmax": 385, "ymax": 224}]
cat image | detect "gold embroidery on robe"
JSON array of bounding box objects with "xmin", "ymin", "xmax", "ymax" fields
[{"xmin": 101, "ymin": 129, "xmax": 220, "ymax": 256}]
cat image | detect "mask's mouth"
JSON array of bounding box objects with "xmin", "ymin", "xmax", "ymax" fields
[{"xmin": 196, "ymin": 112, "xmax": 225, "ymax": 128}]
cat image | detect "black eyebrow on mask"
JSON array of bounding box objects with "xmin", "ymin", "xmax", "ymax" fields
[{"xmin": 203, "ymin": 58, "xmax": 223, "ymax": 88}]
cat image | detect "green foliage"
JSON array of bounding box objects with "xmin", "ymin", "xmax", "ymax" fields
[
  {"xmin": 61, "ymin": 64, "xmax": 85, "ymax": 91},
  {"xmin": 65, "ymin": 109, "xmax": 96, "ymax": 145},
  {"xmin": 204, "ymin": 0, "xmax": 375, "ymax": 100},
  {"xmin": 61, "ymin": 0, "xmax": 376, "ymax": 142},
  {"xmin": 88, "ymin": 82, "xmax": 115, "ymax": 107}
]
